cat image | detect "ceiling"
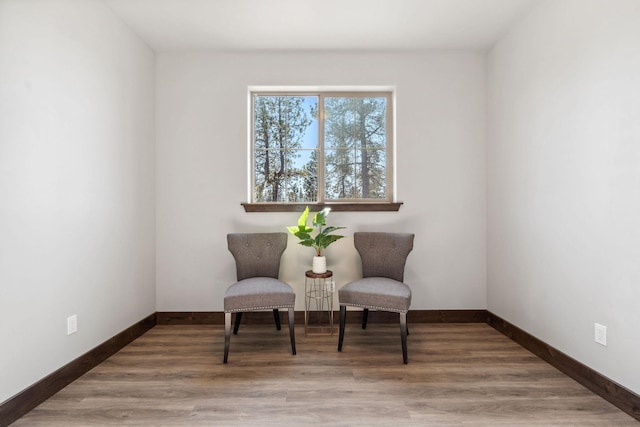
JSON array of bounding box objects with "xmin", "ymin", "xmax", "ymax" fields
[{"xmin": 104, "ymin": 0, "xmax": 540, "ymax": 52}]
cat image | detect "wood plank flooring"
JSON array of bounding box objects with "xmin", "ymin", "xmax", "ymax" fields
[{"xmin": 12, "ymin": 323, "xmax": 638, "ymax": 426}]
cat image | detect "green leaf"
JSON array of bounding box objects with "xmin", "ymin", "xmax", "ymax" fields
[
  {"xmin": 294, "ymin": 231, "xmax": 312, "ymax": 241},
  {"xmin": 297, "ymin": 206, "xmax": 309, "ymax": 227},
  {"xmin": 318, "ymin": 234, "xmax": 345, "ymax": 248},
  {"xmin": 312, "ymin": 211, "xmax": 326, "ymax": 227},
  {"xmin": 288, "ymin": 224, "xmax": 313, "ymax": 236},
  {"xmin": 321, "ymin": 226, "xmax": 346, "ymax": 234}
]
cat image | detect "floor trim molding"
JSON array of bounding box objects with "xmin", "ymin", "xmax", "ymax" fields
[
  {"xmin": 156, "ymin": 309, "xmax": 488, "ymax": 325},
  {"xmin": 3, "ymin": 310, "xmax": 639, "ymax": 425},
  {"xmin": 486, "ymin": 311, "xmax": 640, "ymax": 421},
  {"xmin": 0, "ymin": 313, "xmax": 156, "ymax": 427}
]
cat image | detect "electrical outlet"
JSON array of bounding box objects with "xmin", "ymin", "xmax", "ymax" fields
[
  {"xmin": 594, "ymin": 323, "xmax": 607, "ymax": 346},
  {"xmin": 67, "ymin": 315, "xmax": 78, "ymax": 335}
]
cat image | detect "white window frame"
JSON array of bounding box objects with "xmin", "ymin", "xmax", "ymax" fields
[{"xmin": 247, "ymin": 87, "xmax": 396, "ymax": 209}]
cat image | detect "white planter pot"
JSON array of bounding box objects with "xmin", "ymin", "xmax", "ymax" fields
[{"xmin": 312, "ymin": 256, "xmax": 327, "ymax": 274}]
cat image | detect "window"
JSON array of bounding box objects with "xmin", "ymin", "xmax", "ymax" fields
[{"xmin": 249, "ymin": 90, "xmax": 395, "ymax": 210}]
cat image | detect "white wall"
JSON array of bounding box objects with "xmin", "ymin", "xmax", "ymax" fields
[
  {"xmin": 487, "ymin": 0, "xmax": 640, "ymax": 394},
  {"xmin": 156, "ymin": 52, "xmax": 487, "ymax": 312},
  {"xmin": 0, "ymin": 0, "xmax": 156, "ymax": 403}
]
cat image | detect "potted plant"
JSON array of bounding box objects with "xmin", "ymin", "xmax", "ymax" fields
[{"xmin": 287, "ymin": 206, "xmax": 346, "ymax": 273}]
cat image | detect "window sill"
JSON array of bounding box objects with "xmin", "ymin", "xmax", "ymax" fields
[{"xmin": 241, "ymin": 202, "xmax": 403, "ymax": 213}]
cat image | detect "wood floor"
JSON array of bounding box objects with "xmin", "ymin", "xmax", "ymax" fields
[{"xmin": 12, "ymin": 323, "xmax": 638, "ymax": 426}]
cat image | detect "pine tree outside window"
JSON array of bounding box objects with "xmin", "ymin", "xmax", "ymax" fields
[{"xmin": 251, "ymin": 91, "xmax": 394, "ymax": 205}]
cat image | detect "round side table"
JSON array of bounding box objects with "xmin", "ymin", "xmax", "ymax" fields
[{"xmin": 304, "ymin": 270, "xmax": 334, "ymax": 336}]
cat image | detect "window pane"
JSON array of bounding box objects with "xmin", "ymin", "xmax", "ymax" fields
[
  {"xmin": 253, "ymin": 95, "xmax": 317, "ymax": 202},
  {"xmin": 324, "ymin": 96, "xmax": 388, "ymax": 200},
  {"xmin": 325, "ymin": 149, "xmax": 355, "ymax": 199},
  {"xmin": 254, "ymin": 147, "xmax": 283, "ymax": 202},
  {"xmin": 301, "ymin": 97, "xmax": 319, "ymax": 149},
  {"xmin": 355, "ymin": 148, "xmax": 387, "ymax": 198},
  {"xmin": 287, "ymin": 149, "xmax": 317, "ymax": 202},
  {"xmin": 353, "ymin": 98, "xmax": 386, "ymax": 150}
]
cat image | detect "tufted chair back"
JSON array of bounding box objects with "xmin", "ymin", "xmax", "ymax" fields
[
  {"xmin": 227, "ymin": 233, "xmax": 287, "ymax": 281},
  {"xmin": 354, "ymin": 232, "xmax": 415, "ymax": 282}
]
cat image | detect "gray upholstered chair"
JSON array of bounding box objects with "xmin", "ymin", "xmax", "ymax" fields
[
  {"xmin": 224, "ymin": 233, "xmax": 296, "ymax": 363},
  {"xmin": 338, "ymin": 232, "xmax": 415, "ymax": 363}
]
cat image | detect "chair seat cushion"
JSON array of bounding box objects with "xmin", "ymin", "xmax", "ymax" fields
[
  {"xmin": 224, "ymin": 277, "xmax": 295, "ymax": 312},
  {"xmin": 338, "ymin": 277, "xmax": 411, "ymax": 313}
]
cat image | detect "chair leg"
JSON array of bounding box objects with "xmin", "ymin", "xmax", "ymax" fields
[
  {"xmin": 361, "ymin": 308, "xmax": 369, "ymax": 329},
  {"xmin": 224, "ymin": 312, "xmax": 231, "ymax": 363},
  {"xmin": 400, "ymin": 312, "xmax": 408, "ymax": 364},
  {"xmin": 338, "ymin": 306, "xmax": 346, "ymax": 352},
  {"xmin": 288, "ymin": 307, "xmax": 296, "ymax": 355},
  {"xmin": 273, "ymin": 308, "xmax": 282, "ymax": 330},
  {"xmin": 233, "ymin": 312, "xmax": 243, "ymax": 335}
]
